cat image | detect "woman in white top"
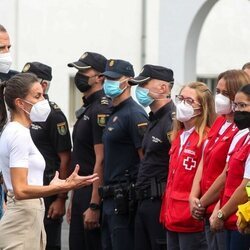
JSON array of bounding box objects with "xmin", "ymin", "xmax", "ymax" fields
[{"xmin": 0, "ymin": 73, "xmax": 98, "ymax": 250}]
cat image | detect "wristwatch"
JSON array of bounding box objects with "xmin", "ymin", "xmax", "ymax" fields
[
  {"xmin": 217, "ymin": 209, "xmax": 225, "ymax": 220},
  {"xmin": 89, "ymin": 203, "xmax": 100, "ymax": 211}
]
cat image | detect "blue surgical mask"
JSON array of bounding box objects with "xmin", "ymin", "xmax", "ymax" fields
[
  {"xmin": 135, "ymin": 86, "xmax": 154, "ymax": 107},
  {"xmin": 104, "ymin": 79, "xmax": 126, "ymax": 98}
]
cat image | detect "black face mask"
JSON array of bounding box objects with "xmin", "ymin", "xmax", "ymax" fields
[
  {"xmin": 234, "ymin": 111, "xmax": 250, "ymax": 130},
  {"xmin": 74, "ymin": 73, "xmax": 91, "ymax": 92}
]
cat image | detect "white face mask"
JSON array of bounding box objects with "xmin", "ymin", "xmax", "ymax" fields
[
  {"xmin": 215, "ymin": 93, "xmax": 231, "ymax": 115},
  {"xmin": 0, "ymin": 52, "xmax": 12, "ymax": 73},
  {"xmin": 176, "ymin": 102, "xmax": 196, "ymax": 122},
  {"xmin": 22, "ymin": 99, "xmax": 51, "ymax": 122}
]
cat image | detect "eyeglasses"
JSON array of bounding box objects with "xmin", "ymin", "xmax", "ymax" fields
[
  {"xmin": 232, "ymin": 102, "xmax": 250, "ymax": 112},
  {"xmin": 175, "ymin": 95, "xmax": 201, "ymax": 106}
]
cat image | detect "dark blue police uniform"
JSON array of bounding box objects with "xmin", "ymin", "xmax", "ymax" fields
[
  {"xmin": 101, "ymin": 97, "xmax": 148, "ymax": 250},
  {"xmin": 135, "ymin": 101, "xmax": 175, "ymax": 250},
  {"xmin": 69, "ymin": 90, "xmax": 112, "ymax": 250},
  {"xmin": 128, "ymin": 64, "xmax": 175, "ymax": 250},
  {"xmin": 0, "ymin": 69, "xmax": 18, "ymax": 81},
  {"xmin": 30, "ymin": 95, "xmax": 72, "ymax": 250}
]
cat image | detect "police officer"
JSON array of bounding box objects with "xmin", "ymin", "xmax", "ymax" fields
[
  {"xmin": 22, "ymin": 62, "xmax": 72, "ymax": 250},
  {"xmin": 67, "ymin": 52, "xmax": 112, "ymax": 250},
  {"xmin": 0, "ymin": 24, "xmax": 18, "ymax": 81},
  {"xmin": 129, "ymin": 65, "xmax": 175, "ymax": 250},
  {"xmin": 0, "ymin": 24, "xmax": 18, "ymax": 132},
  {"xmin": 100, "ymin": 59, "xmax": 149, "ymax": 250}
]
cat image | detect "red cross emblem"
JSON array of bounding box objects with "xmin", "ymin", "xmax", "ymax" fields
[{"xmin": 183, "ymin": 157, "xmax": 196, "ymax": 170}]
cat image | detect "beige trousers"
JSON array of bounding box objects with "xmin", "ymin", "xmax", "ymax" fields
[{"xmin": 0, "ymin": 192, "xmax": 46, "ymax": 250}]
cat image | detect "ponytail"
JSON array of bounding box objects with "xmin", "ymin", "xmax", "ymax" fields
[{"xmin": 0, "ymin": 80, "xmax": 7, "ymax": 131}]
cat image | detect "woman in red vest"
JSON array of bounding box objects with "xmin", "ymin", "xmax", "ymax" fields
[
  {"xmin": 209, "ymin": 84, "xmax": 250, "ymax": 250},
  {"xmin": 160, "ymin": 82, "xmax": 216, "ymax": 250},
  {"xmin": 189, "ymin": 70, "xmax": 250, "ymax": 250}
]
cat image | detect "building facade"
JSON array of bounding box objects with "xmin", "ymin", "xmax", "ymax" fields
[{"xmin": 1, "ymin": 0, "xmax": 250, "ymax": 122}]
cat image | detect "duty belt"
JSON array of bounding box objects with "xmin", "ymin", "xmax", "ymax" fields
[
  {"xmin": 135, "ymin": 188, "xmax": 153, "ymax": 200},
  {"xmin": 135, "ymin": 181, "xmax": 166, "ymax": 200},
  {"xmin": 99, "ymin": 183, "xmax": 128, "ymax": 199}
]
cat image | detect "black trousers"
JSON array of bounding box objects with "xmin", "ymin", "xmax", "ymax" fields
[
  {"xmin": 102, "ymin": 198, "xmax": 135, "ymax": 250},
  {"xmin": 69, "ymin": 186, "xmax": 101, "ymax": 250},
  {"xmin": 135, "ymin": 198, "xmax": 167, "ymax": 250},
  {"xmin": 44, "ymin": 195, "xmax": 63, "ymax": 250}
]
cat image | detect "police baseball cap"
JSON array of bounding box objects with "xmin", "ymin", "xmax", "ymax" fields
[
  {"xmin": 68, "ymin": 52, "xmax": 107, "ymax": 73},
  {"xmin": 128, "ymin": 64, "xmax": 174, "ymax": 85},
  {"xmin": 101, "ymin": 59, "xmax": 135, "ymax": 79},
  {"xmin": 22, "ymin": 62, "xmax": 52, "ymax": 81}
]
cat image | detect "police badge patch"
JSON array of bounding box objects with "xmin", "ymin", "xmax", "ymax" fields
[
  {"xmin": 97, "ymin": 114, "xmax": 110, "ymax": 127},
  {"xmin": 57, "ymin": 122, "xmax": 67, "ymax": 135}
]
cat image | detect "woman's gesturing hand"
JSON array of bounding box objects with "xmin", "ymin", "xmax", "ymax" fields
[{"xmin": 50, "ymin": 164, "xmax": 99, "ymax": 191}]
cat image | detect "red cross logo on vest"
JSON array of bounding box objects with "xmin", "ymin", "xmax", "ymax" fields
[{"xmin": 183, "ymin": 156, "xmax": 196, "ymax": 170}]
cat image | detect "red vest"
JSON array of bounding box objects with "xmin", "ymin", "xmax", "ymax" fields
[
  {"xmin": 160, "ymin": 128, "xmax": 208, "ymax": 232},
  {"xmin": 200, "ymin": 117, "xmax": 238, "ymax": 215},
  {"xmin": 221, "ymin": 134, "xmax": 250, "ymax": 230}
]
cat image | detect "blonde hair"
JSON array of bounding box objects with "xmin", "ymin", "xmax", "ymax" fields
[{"xmin": 172, "ymin": 82, "xmax": 216, "ymax": 146}]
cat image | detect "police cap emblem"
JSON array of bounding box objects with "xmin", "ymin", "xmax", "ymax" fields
[
  {"xmin": 22, "ymin": 63, "xmax": 30, "ymax": 72},
  {"xmin": 109, "ymin": 60, "xmax": 115, "ymax": 67},
  {"xmin": 80, "ymin": 52, "xmax": 88, "ymax": 59}
]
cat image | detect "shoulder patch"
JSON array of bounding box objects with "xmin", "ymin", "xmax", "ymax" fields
[
  {"xmin": 50, "ymin": 101, "xmax": 61, "ymax": 110},
  {"xmin": 100, "ymin": 96, "xmax": 109, "ymax": 105},
  {"xmin": 137, "ymin": 122, "xmax": 148, "ymax": 127},
  {"xmin": 57, "ymin": 122, "xmax": 68, "ymax": 135},
  {"xmin": 137, "ymin": 122, "xmax": 148, "ymax": 136},
  {"xmin": 97, "ymin": 114, "xmax": 110, "ymax": 127}
]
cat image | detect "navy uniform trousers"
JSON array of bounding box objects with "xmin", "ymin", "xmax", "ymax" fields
[{"xmin": 69, "ymin": 186, "xmax": 101, "ymax": 250}]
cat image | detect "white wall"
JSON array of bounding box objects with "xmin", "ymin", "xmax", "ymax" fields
[
  {"xmin": 1, "ymin": 0, "xmax": 250, "ymax": 118},
  {"xmin": 157, "ymin": 0, "xmax": 218, "ymax": 97},
  {"xmin": 197, "ymin": 0, "xmax": 250, "ymax": 76},
  {"xmin": 0, "ymin": 0, "xmax": 143, "ymax": 118},
  {"xmin": 143, "ymin": 0, "xmax": 160, "ymax": 65}
]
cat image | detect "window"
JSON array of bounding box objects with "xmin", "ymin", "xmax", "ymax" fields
[{"xmin": 197, "ymin": 75, "xmax": 217, "ymax": 94}]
